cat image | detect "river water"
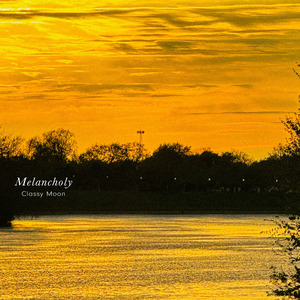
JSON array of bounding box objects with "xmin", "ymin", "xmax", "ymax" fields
[{"xmin": 0, "ymin": 215, "xmax": 282, "ymax": 299}]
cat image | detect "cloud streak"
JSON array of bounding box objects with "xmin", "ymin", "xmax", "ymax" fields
[
  {"xmin": 55, "ymin": 83, "xmax": 155, "ymax": 93},
  {"xmin": 187, "ymin": 111, "xmax": 294, "ymax": 115}
]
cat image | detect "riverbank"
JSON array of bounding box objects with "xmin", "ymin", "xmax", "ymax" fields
[{"xmin": 12, "ymin": 190, "xmax": 286, "ymax": 216}]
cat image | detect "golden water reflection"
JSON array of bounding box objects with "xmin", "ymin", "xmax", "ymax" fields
[{"xmin": 0, "ymin": 215, "xmax": 280, "ymax": 299}]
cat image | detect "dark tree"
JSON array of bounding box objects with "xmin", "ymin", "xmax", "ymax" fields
[
  {"xmin": 80, "ymin": 142, "xmax": 147, "ymax": 163},
  {"xmin": 269, "ymin": 65, "xmax": 300, "ymax": 298},
  {"xmin": 270, "ymin": 216, "xmax": 300, "ymax": 299},
  {"xmin": 0, "ymin": 127, "xmax": 24, "ymax": 159},
  {"xmin": 140, "ymin": 143, "xmax": 191, "ymax": 191},
  {"xmin": 28, "ymin": 128, "xmax": 77, "ymax": 162},
  {"xmin": 0, "ymin": 128, "xmax": 25, "ymax": 226}
]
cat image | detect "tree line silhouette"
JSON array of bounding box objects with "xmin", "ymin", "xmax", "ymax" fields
[{"xmin": 0, "ymin": 121, "xmax": 299, "ymax": 226}]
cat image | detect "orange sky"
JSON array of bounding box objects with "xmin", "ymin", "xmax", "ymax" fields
[{"xmin": 0, "ymin": 0, "xmax": 300, "ymax": 160}]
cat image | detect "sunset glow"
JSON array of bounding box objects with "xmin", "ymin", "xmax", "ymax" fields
[{"xmin": 1, "ymin": 0, "xmax": 300, "ymax": 159}]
